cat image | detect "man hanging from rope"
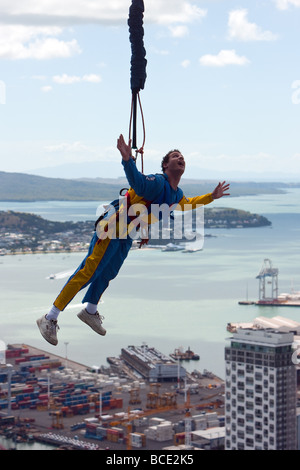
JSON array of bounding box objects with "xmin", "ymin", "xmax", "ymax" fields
[{"xmin": 37, "ymin": 135, "xmax": 230, "ymax": 345}]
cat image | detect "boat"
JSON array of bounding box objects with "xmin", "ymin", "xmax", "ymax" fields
[
  {"xmin": 161, "ymin": 243, "xmax": 184, "ymax": 252},
  {"xmin": 170, "ymin": 347, "xmax": 200, "ymax": 361},
  {"xmin": 47, "ymin": 270, "xmax": 73, "ymax": 280},
  {"xmin": 238, "ymin": 283, "xmax": 255, "ymax": 305},
  {"xmin": 182, "ymin": 247, "xmax": 202, "ymax": 253},
  {"xmin": 182, "ymin": 241, "xmax": 203, "ymax": 253}
]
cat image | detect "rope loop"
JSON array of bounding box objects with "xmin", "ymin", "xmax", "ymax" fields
[{"xmin": 129, "ymin": 91, "xmax": 145, "ymax": 173}]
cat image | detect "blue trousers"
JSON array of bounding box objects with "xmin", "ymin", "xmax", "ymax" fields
[{"xmin": 54, "ymin": 232, "xmax": 132, "ymax": 310}]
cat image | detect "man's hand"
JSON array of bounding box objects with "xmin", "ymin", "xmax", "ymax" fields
[
  {"xmin": 117, "ymin": 134, "xmax": 132, "ymax": 161},
  {"xmin": 211, "ymin": 181, "xmax": 230, "ymax": 200}
]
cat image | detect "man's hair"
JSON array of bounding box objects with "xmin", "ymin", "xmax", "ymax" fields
[{"xmin": 161, "ymin": 149, "xmax": 181, "ymax": 172}]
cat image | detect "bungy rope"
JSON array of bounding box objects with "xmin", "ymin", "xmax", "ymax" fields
[{"xmin": 128, "ymin": 0, "xmax": 147, "ymax": 174}]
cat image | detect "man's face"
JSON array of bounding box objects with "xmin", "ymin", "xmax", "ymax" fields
[{"xmin": 165, "ymin": 151, "xmax": 186, "ymax": 175}]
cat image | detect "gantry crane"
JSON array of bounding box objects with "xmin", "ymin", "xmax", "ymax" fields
[
  {"xmin": 50, "ymin": 410, "xmax": 64, "ymax": 429},
  {"xmin": 146, "ymin": 383, "xmax": 177, "ymax": 409},
  {"xmin": 256, "ymin": 258, "xmax": 279, "ymax": 302},
  {"xmin": 184, "ymin": 388, "xmax": 192, "ymax": 448},
  {"xmin": 108, "ymin": 390, "xmax": 222, "ymax": 450},
  {"xmin": 109, "ymin": 404, "xmax": 178, "ymax": 450},
  {"xmin": 129, "ymin": 388, "xmax": 141, "ymax": 405}
]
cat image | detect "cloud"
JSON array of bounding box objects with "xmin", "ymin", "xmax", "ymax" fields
[
  {"xmin": 0, "ymin": 25, "xmax": 81, "ymax": 59},
  {"xmin": 274, "ymin": 0, "xmax": 300, "ymax": 9},
  {"xmin": 0, "ymin": 1, "xmax": 206, "ymax": 60},
  {"xmin": 181, "ymin": 59, "xmax": 190, "ymax": 68},
  {"xmin": 52, "ymin": 73, "xmax": 101, "ymax": 84},
  {"xmin": 41, "ymin": 85, "xmax": 53, "ymax": 93},
  {"xmin": 150, "ymin": 47, "xmax": 170, "ymax": 56},
  {"xmin": 199, "ymin": 49, "xmax": 250, "ymax": 67},
  {"xmin": 228, "ymin": 9, "xmax": 278, "ymax": 41},
  {"xmin": 45, "ymin": 141, "xmax": 95, "ymax": 154},
  {"xmin": 168, "ymin": 25, "xmax": 189, "ymax": 38},
  {"xmin": 83, "ymin": 74, "xmax": 102, "ymax": 83},
  {"xmin": 0, "ymin": 1, "xmax": 207, "ymax": 26},
  {"xmin": 42, "ymin": 141, "xmax": 107, "ymax": 166},
  {"xmin": 152, "ymin": 2, "xmax": 206, "ymax": 26}
]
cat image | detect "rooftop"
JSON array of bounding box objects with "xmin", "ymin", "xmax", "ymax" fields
[{"xmin": 230, "ymin": 327, "xmax": 294, "ymax": 346}]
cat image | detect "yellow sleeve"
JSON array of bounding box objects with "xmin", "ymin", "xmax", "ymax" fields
[{"xmin": 175, "ymin": 193, "xmax": 213, "ymax": 211}]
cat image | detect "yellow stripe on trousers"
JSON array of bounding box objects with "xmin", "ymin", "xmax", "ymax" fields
[{"xmin": 54, "ymin": 236, "xmax": 111, "ymax": 311}]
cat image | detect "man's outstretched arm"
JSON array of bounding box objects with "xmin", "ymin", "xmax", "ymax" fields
[
  {"xmin": 117, "ymin": 134, "xmax": 132, "ymax": 161},
  {"xmin": 211, "ymin": 181, "xmax": 230, "ymax": 200},
  {"xmin": 176, "ymin": 181, "xmax": 230, "ymax": 210},
  {"xmin": 117, "ymin": 134, "xmax": 164, "ymax": 200}
]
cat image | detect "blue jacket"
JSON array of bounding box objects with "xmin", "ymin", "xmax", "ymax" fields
[{"xmin": 96, "ymin": 158, "xmax": 213, "ymax": 239}]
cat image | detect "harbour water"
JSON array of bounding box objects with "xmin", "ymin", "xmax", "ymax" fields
[
  {"xmin": 0, "ymin": 435, "xmax": 52, "ymax": 451},
  {"xmin": 0, "ymin": 189, "xmax": 300, "ymax": 381}
]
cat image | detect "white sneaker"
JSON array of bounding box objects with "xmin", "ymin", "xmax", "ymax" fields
[
  {"xmin": 36, "ymin": 315, "xmax": 59, "ymax": 346},
  {"xmin": 77, "ymin": 309, "xmax": 106, "ymax": 336}
]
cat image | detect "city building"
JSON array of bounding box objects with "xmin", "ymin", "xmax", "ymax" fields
[
  {"xmin": 225, "ymin": 328, "xmax": 297, "ymax": 450},
  {"xmin": 121, "ymin": 344, "xmax": 186, "ymax": 382}
]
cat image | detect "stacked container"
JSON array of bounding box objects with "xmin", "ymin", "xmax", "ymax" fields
[
  {"xmin": 145, "ymin": 419, "xmax": 173, "ymax": 442},
  {"xmin": 130, "ymin": 432, "xmax": 146, "ymax": 448}
]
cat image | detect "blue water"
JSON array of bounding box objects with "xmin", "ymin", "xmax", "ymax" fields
[{"xmin": 0, "ymin": 189, "xmax": 300, "ymax": 380}]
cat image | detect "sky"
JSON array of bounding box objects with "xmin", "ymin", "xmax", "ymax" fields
[{"xmin": 0, "ymin": 0, "xmax": 300, "ymax": 181}]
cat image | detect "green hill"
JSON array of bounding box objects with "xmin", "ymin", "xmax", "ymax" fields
[
  {"xmin": 0, "ymin": 209, "xmax": 271, "ymax": 254},
  {"xmin": 0, "ymin": 170, "xmax": 295, "ymax": 202},
  {"xmin": 0, "ymin": 210, "xmax": 81, "ymax": 233},
  {"xmin": 0, "ymin": 171, "xmax": 122, "ymax": 201},
  {"xmin": 205, "ymin": 207, "xmax": 271, "ymax": 228}
]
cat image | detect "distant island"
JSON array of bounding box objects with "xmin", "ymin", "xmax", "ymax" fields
[
  {"xmin": 204, "ymin": 207, "xmax": 271, "ymax": 229},
  {"xmin": 0, "ymin": 210, "xmax": 94, "ymax": 255},
  {"xmin": 0, "ymin": 170, "xmax": 299, "ymax": 202},
  {"xmin": 0, "ymin": 209, "xmax": 271, "ymax": 255}
]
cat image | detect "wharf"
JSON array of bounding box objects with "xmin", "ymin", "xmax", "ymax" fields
[
  {"xmin": 0, "ymin": 344, "xmax": 224, "ymax": 451},
  {"xmin": 15, "ymin": 344, "xmax": 89, "ymax": 372},
  {"xmin": 238, "ymin": 300, "xmax": 300, "ymax": 307},
  {"xmin": 227, "ymin": 315, "xmax": 300, "ymax": 334},
  {"xmin": 255, "ymin": 300, "xmax": 300, "ymax": 307}
]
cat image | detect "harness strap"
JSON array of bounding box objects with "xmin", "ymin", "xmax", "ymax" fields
[{"xmin": 129, "ymin": 92, "xmax": 146, "ymax": 173}]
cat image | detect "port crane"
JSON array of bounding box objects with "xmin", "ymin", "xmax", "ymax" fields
[
  {"xmin": 256, "ymin": 258, "xmax": 278, "ymax": 302},
  {"xmin": 146, "ymin": 383, "xmax": 177, "ymax": 409},
  {"xmin": 108, "ymin": 389, "xmax": 222, "ymax": 450},
  {"xmin": 109, "ymin": 404, "xmax": 178, "ymax": 450}
]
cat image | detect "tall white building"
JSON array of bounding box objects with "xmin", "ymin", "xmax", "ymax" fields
[{"xmin": 225, "ymin": 329, "xmax": 297, "ymax": 450}]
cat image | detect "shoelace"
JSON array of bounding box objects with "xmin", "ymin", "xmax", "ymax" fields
[
  {"xmin": 49, "ymin": 319, "xmax": 60, "ymax": 332},
  {"xmin": 95, "ymin": 312, "xmax": 105, "ymax": 324}
]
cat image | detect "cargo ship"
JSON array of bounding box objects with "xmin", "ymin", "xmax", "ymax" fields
[
  {"xmin": 170, "ymin": 347, "xmax": 200, "ymax": 361},
  {"xmin": 239, "ymin": 294, "xmax": 300, "ymax": 307},
  {"xmin": 256, "ymin": 293, "xmax": 300, "ymax": 307}
]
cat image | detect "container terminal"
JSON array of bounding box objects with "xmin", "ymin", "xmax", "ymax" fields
[{"xmin": 0, "ymin": 344, "xmax": 225, "ymax": 451}]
